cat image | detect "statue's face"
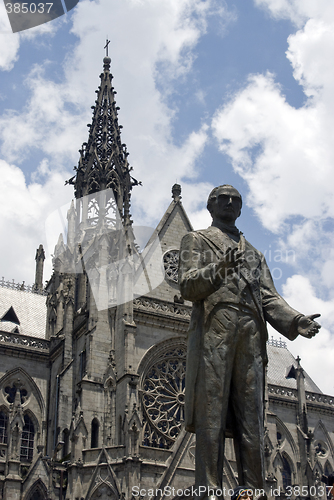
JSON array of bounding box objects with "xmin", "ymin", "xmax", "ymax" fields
[{"xmin": 210, "ymin": 185, "xmax": 242, "ymax": 223}]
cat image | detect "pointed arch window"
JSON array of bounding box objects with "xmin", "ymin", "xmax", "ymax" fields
[
  {"xmin": 325, "ymin": 462, "xmax": 333, "ymax": 477},
  {"xmin": 79, "ymin": 349, "xmax": 87, "ymax": 379},
  {"xmin": 28, "ymin": 489, "xmax": 46, "ymax": 500},
  {"xmin": 62, "ymin": 428, "xmax": 70, "ymax": 459},
  {"xmin": 276, "ymin": 431, "xmax": 282, "ymax": 445},
  {"xmin": 282, "ymin": 456, "xmax": 292, "ymax": 489},
  {"xmin": 91, "ymin": 418, "xmax": 99, "ymax": 448},
  {"xmin": 20, "ymin": 414, "xmax": 35, "ymax": 462},
  {"xmin": 0, "ymin": 411, "xmax": 8, "ymax": 444}
]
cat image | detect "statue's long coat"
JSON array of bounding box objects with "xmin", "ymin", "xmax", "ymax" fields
[{"xmin": 179, "ymin": 226, "xmax": 301, "ymax": 433}]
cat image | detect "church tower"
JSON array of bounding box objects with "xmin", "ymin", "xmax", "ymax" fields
[
  {"xmin": 43, "ymin": 50, "xmax": 200, "ymax": 500},
  {"xmin": 45, "ymin": 51, "xmax": 141, "ymax": 481}
]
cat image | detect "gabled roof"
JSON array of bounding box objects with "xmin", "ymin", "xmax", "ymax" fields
[{"xmin": 145, "ymin": 184, "xmax": 193, "ymax": 249}]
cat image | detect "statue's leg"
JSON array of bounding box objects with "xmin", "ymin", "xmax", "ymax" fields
[
  {"xmin": 230, "ymin": 312, "xmax": 265, "ymax": 491},
  {"xmin": 195, "ymin": 427, "xmax": 225, "ymax": 497},
  {"xmin": 194, "ymin": 308, "xmax": 239, "ymax": 498}
]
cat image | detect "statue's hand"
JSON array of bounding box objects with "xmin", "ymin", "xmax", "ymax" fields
[{"xmin": 297, "ymin": 314, "xmax": 321, "ymax": 338}]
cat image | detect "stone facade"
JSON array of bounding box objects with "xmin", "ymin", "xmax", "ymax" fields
[{"xmin": 0, "ymin": 57, "xmax": 333, "ymax": 500}]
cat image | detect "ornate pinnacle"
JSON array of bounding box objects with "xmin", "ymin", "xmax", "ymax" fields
[
  {"xmin": 172, "ymin": 183, "xmax": 181, "ymax": 202},
  {"xmin": 66, "ymin": 55, "xmax": 140, "ymax": 228}
]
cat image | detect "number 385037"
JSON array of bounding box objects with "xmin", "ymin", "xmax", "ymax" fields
[{"xmin": 5, "ymin": 3, "xmax": 53, "ymax": 14}]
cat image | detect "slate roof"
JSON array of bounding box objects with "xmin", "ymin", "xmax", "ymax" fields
[
  {"xmin": 267, "ymin": 343, "xmax": 322, "ymax": 394},
  {"xmin": 0, "ymin": 286, "xmax": 47, "ymax": 339}
]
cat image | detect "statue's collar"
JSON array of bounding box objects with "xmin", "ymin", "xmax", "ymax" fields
[{"xmin": 211, "ymin": 220, "xmax": 240, "ymax": 238}]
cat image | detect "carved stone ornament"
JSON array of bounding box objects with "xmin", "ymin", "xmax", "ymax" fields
[
  {"xmin": 315, "ymin": 440, "xmax": 328, "ymax": 458},
  {"xmin": 163, "ymin": 250, "xmax": 179, "ymax": 283}
]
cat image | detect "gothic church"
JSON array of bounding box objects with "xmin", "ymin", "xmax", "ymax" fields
[{"xmin": 0, "ymin": 56, "xmax": 333, "ymax": 500}]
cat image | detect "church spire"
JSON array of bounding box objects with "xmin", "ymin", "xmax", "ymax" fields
[{"xmin": 68, "ymin": 53, "xmax": 139, "ymax": 227}]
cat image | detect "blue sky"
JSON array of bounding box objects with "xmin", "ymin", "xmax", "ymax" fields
[{"xmin": 0, "ymin": 0, "xmax": 333, "ymax": 394}]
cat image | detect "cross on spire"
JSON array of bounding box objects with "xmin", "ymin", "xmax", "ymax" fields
[{"xmin": 104, "ymin": 38, "xmax": 110, "ymax": 57}]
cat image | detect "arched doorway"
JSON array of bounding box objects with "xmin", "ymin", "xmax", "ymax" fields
[{"xmin": 25, "ymin": 480, "xmax": 47, "ymax": 500}]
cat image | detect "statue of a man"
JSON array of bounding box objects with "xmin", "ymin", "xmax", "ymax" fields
[{"xmin": 179, "ymin": 185, "xmax": 320, "ymax": 498}]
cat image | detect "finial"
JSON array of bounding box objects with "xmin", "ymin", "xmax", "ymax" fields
[
  {"xmin": 296, "ymin": 355, "xmax": 301, "ymax": 367},
  {"xmin": 104, "ymin": 38, "xmax": 110, "ymax": 57},
  {"xmin": 35, "ymin": 244, "xmax": 45, "ymax": 261},
  {"xmin": 34, "ymin": 244, "xmax": 45, "ymax": 292},
  {"xmin": 172, "ymin": 183, "xmax": 181, "ymax": 202},
  {"xmin": 103, "ymin": 39, "xmax": 111, "ymax": 68}
]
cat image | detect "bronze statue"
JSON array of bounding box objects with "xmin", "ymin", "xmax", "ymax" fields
[{"xmin": 179, "ymin": 185, "xmax": 320, "ymax": 499}]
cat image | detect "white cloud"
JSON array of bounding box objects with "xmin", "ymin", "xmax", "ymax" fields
[
  {"xmin": 0, "ymin": 159, "xmax": 72, "ymax": 284},
  {"xmin": 211, "ymin": 3, "xmax": 334, "ymax": 255},
  {"xmin": 277, "ymin": 220, "xmax": 334, "ymax": 296},
  {"xmin": 178, "ymin": 180, "xmax": 213, "ymax": 230},
  {"xmin": 287, "ymin": 19, "xmax": 334, "ymax": 106},
  {"xmin": 0, "ymin": 2, "xmax": 19, "ymax": 70},
  {"xmin": 131, "ymin": 125, "xmax": 210, "ymax": 225},
  {"xmin": 254, "ymin": 0, "xmax": 334, "ymax": 27},
  {"xmin": 281, "ymin": 275, "xmax": 334, "ymax": 396},
  {"xmin": 0, "ymin": 32, "xmax": 19, "ymax": 70},
  {"xmin": 0, "ymin": 62, "xmax": 88, "ymax": 163},
  {"xmin": 212, "ymin": 71, "xmax": 334, "ymax": 232}
]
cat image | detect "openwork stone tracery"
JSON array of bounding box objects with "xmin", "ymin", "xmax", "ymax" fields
[
  {"xmin": 163, "ymin": 250, "xmax": 180, "ymax": 284},
  {"xmin": 139, "ymin": 339, "xmax": 186, "ymax": 449}
]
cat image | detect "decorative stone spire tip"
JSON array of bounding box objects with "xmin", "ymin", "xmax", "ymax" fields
[{"xmin": 172, "ymin": 183, "xmax": 181, "ymax": 201}]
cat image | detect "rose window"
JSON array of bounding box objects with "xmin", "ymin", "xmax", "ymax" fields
[
  {"xmin": 140, "ymin": 344, "xmax": 186, "ymax": 449},
  {"xmin": 163, "ymin": 250, "xmax": 179, "ymax": 283}
]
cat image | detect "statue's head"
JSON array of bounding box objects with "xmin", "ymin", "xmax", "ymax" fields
[{"xmin": 207, "ymin": 184, "xmax": 242, "ymax": 223}]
